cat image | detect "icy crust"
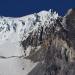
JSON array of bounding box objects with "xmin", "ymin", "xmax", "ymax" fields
[{"xmin": 0, "ymin": 10, "xmax": 58, "ymax": 44}]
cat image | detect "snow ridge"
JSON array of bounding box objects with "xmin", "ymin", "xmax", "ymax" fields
[{"xmin": 0, "ymin": 9, "xmax": 58, "ymax": 45}]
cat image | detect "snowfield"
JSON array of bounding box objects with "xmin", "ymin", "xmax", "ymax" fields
[{"xmin": 0, "ymin": 58, "xmax": 38, "ymax": 75}]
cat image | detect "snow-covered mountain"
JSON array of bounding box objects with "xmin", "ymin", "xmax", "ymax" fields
[
  {"xmin": 0, "ymin": 9, "xmax": 75, "ymax": 75},
  {"xmin": 0, "ymin": 10, "xmax": 58, "ymax": 45}
]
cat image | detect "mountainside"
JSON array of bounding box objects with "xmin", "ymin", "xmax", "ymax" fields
[{"xmin": 0, "ymin": 9, "xmax": 75, "ymax": 75}]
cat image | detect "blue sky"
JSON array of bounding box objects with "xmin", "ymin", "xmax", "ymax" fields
[{"xmin": 0, "ymin": 0, "xmax": 75, "ymax": 17}]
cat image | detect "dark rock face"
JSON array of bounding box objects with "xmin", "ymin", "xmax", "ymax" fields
[
  {"xmin": 65, "ymin": 9, "xmax": 75, "ymax": 49},
  {"xmin": 21, "ymin": 9, "xmax": 75, "ymax": 75}
]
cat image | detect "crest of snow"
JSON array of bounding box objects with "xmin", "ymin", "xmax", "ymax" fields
[{"xmin": 0, "ymin": 9, "xmax": 58, "ymax": 45}]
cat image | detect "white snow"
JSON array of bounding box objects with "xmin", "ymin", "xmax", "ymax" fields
[
  {"xmin": 25, "ymin": 46, "xmax": 32, "ymax": 57},
  {"xmin": 0, "ymin": 58, "xmax": 38, "ymax": 75}
]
